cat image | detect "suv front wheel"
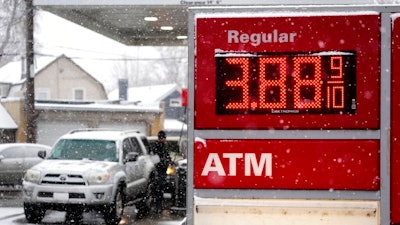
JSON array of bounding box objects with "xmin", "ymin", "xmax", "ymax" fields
[
  {"xmin": 103, "ymin": 185, "xmax": 126, "ymax": 225},
  {"xmin": 24, "ymin": 203, "xmax": 46, "ymax": 223}
]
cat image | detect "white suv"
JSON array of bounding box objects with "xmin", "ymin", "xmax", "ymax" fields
[{"xmin": 22, "ymin": 129, "xmax": 156, "ymax": 225}]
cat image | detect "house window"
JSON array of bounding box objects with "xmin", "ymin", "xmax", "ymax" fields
[
  {"xmin": 74, "ymin": 89, "xmax": 85, "ymax": 100},
  {"xmin": 0, "ymin": 84, "xmax": 10, "ymax": 98},
  {"xmin": 36, "ymin": 88, "xmax": 50, "ymax": 100},
  {"xmin": 170, "ymin": 98, "xmax": 182, "ymax": 107}
]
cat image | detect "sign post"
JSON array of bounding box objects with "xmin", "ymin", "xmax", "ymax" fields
[{"xmin": 188, "ymin": 5, "xmax": 397, "ymax": 225}]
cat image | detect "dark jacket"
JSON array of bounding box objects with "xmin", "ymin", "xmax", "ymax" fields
[{"xmin": 153, "ymin": 141, "xmax": 171, "ymax": 172}]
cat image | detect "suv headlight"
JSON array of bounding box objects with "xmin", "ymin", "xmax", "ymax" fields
[
  {"xmin": 88, "ymin": 171, "xmax": 110, "ymax": 185},
  {"xmin": 24, "ymin": 169, "xmax": 41, "ymax": 183}
]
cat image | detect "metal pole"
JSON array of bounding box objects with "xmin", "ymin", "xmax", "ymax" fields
[{"xmin": 25, "ymin": 0, "xmax": 36, "ymax": 143}]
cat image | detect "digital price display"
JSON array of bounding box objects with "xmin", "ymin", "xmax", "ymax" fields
[
  {"xmin": 194, "ymin": 14, "xmax": 380, "ymax": 129},
  {"xmin": 216, "ymin": 52, "xmax": 356, "ymax": 115}
]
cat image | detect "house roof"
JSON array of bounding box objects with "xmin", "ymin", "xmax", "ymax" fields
[
  {"xmin": 0, "ymin": 103, "xmax": 17, "ymax": 129},
  {"xmin": 164, "ymin": 118, "xmax": 187, "ymax": 132},
  {"xmin": 35, "ymin": 100, "xmax": 162, "ymax": 113},
  {"xmin": 0, "ymin": 55, "xmax": 107, "ymax": 98},
  {"xmin": 0, "ymin": 57, "xmax": 55, "ymax": 84},
  {"xmin": 108, "ymin": 83, "xmax": 181, "ymax": 103},
  {"xmin": 35, "ymin": 55, "xmax": 108, "ymax": 98}
]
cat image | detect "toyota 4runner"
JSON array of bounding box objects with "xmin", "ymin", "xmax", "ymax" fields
[{"xmin": 22, "ymin": 129, "xmax": 157, "ymax": 225}]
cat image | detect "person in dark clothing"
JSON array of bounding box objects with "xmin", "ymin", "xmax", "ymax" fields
[{"xmin": 152, "ymin": 130, "xmax": 171, "ymax": 215}]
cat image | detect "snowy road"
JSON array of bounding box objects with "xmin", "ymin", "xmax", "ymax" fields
[{"xmin": 0, "ymin": 190, "xmax": 185, "ymax": 225}]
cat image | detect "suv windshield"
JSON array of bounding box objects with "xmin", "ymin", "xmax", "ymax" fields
[{"xmin": 49, "ymin": 139, "xmax": 118, "ymax": 162}]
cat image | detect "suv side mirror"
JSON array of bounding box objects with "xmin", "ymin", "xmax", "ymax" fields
[
  {"xmin": 125, "ymin": 152, "xmax": 139, "ymax": 163},
  {"xmin": 38, "ymin": 150, "xmax": 47, "ymax": 159}
]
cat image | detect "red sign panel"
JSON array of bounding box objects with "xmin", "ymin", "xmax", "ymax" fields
[
  {"xmin": 391, "ymin": 16, "xmax": 400, "ymax": 224},
  {"xmin": 194, "ymin": 139, "xmax": 379, "ymax": 190},
  {"xmin": 195, "ymin": 14, "xmax": 380, "ymax": 129}
]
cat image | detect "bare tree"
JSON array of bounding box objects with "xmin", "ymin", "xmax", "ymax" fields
[
  {"xmin": 155, "ymin": 46, "xmax": 188, "ymax": 87},
  {"xmin": 110, "ymin": 46, "xmax": 187, "ymax": 91},
  {"xmin": 111, "ymin": 57, "xmax": 158, "ymax": 90},
  {"xmin": 0, "ymin": 0, "xmax": 25, "ymax": 66}
]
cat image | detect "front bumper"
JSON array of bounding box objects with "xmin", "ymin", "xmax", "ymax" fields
[{"xmin": 23, "ymin": 181, "xmax": 115, "ymax": 207}]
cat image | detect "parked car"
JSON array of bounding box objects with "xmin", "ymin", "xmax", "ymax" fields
[
  {"xmin": 22, "ymin": 129, "xmax": 157, "ymax": 225},
  {"xmin": 0, "ymin": 143, "xmax": 52, "ymax": 187}
]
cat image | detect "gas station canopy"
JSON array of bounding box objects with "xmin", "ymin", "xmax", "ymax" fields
[
  {"xmin": 33, "ymin": 0, "xmax": 376, "ymax": 46},
  {"xmin": 34, "ymin": 0, "xmax": 189, "ymax": 46}
]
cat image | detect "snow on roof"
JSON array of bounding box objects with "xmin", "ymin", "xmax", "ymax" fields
[
  {"xmin": 108, "ymin": 83, "xmax": 181, "ymax": 103},
  {"xmin": 0, "ymin": 104, "xmax": 17, "ymax": 129},
  {"xmin": 164, "ymin": 118, "xmax": 187, "ymax": 132},
  {"xmin": 7, "ymin": 82, "xmax": 24, "ymax": 98},
  {"xmin": 0, "ymin": 56, "xmax": 55, "ymax": 84},
  {"xmin": 35, "ymin": 101, "xmax": 162, "ymax": 113},
  {"xmin": 0, "ymin": 55, "xmax": 110, "ymax": 99}
]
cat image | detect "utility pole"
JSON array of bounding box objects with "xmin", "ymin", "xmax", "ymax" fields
[{"xmin": 25, "ymin": 0, "xmax": 36, "ymax": 143}]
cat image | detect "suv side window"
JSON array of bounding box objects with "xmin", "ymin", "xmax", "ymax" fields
[
  {"xmin": 141, "ymin": 137, "xmax": 151, "ymax": 154},
  {"xmin": 130, "ymin": 138, "xmax": 142, "ymax": 155},
  {"xmin": 2, "ymin": 147, "xmax": 25, "ymax": 158},
  {"xmin": 122, "ymin": 139, "xmax": 134, "ymax": 159},
  {"xmin": 24, "ymin": 147, "xmax": 38, "ymax": 157}
]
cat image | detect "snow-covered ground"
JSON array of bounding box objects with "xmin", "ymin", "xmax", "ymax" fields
[
  {"xmin": 0, "ymin": 208, "xmax": 24, "ymax": 225},
  {"xmin": 0, "ymin": 207, "xmax": 184, "ymax": 225}
]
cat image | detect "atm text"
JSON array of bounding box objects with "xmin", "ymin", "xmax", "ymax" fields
[{"xmin": 201, "ymin": 153, "xmax": 272, "ymax": 177}]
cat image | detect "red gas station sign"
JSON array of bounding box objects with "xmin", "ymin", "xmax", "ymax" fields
[
  {"xmin": 194, "ymin": 139, "xmax": 379, "ymax": 190},
  {"xmin": 191, "ymin": 9, "xmax": 385, "ymax": 225},
  {"xmin": 195, "ymin": 14, "xmax": 380, "ymax": 130}
]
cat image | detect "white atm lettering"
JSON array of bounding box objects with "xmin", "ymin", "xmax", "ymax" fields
[
  {"xmin": 228, "ymin": 29, "xmax": 297, "ymax": 46},
  {"xmin": 201, "ymin": 153, "xmax": 272, "ymax": 177},
  {"xmin": 245, "ymin": 153, "xmax": 272, "ymax": 176},
  {"xmin": 201, "ymin": 153, "xmax": 226, "ymax": 175}
]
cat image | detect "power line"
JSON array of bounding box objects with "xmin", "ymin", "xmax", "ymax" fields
[
  {"xmin": 0, "ymin": 52, "xmax": 21, "ymax": 56},
  {"xmin": 34, "ymin": 52, "xmax": 187, "ymax": 62},
  {"xmin": 0, "ymin": 51, "xmax": 187, "ymax": 61}
]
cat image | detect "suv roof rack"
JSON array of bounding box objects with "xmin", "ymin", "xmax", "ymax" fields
[{"xmin": 68, "ymin": 128, "xmax": 141, "ymax": 135}]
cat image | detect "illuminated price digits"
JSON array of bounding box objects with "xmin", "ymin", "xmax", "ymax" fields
[
  {"xmin": 330, "ymin": 56, "xmax": 343, "ymax": 79},
  {"xmin": 216, "ymin": 52, "xmax": 356, "ymax": 115},
  {"xmin": 293, "ymin": 56, "xmax": 322, "ymax": 109},
  {"xmin": 225, "ymin": 58, "xmax": 250, "ymax": 109},
  {"xmin": 327, "ymin": 56, "xmax": 345, "ymax": 109},
  {"xmin": 226, "ymin": 56, "xmax": 323, "ymax": 110},
  {"xmin": 259, "ymin": 57, "xmax": 287, "ymax": 109}
]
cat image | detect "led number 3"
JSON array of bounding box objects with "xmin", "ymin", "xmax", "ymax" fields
[{"xmin": 225, "ymin": 58, "xmax": 250, "ymax": 109}]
